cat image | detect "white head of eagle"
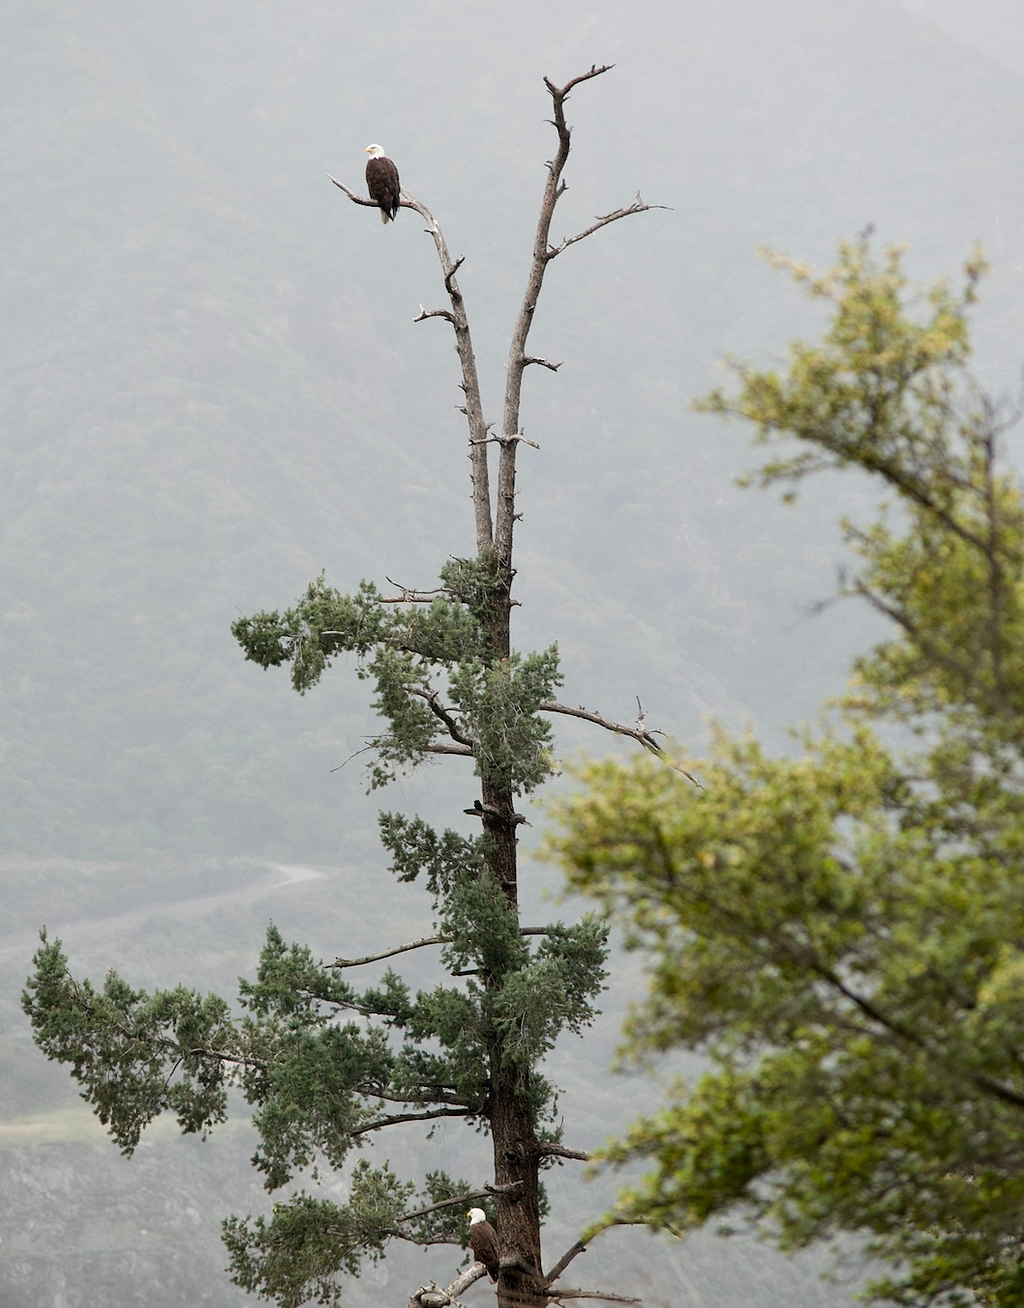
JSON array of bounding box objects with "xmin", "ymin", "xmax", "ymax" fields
[
  {"xmin": 364, "ymin": 144, "xmax": 401, "ymax": 224},
  {"xmin": 467, "ymin": 1207, "xmax": 500, "ymax": 1282}
]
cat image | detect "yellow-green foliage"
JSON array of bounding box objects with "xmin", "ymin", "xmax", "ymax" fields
[{"xmin": 550, "ymin": 240, "xmax": 1024, "ymax": 1306}]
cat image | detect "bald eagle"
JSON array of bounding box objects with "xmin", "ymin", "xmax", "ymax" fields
[
  {"xmin": 467, "ymin": 1207, "xmax": 499, "ymax": 1282},
  {"xmin": 365, "ymin": 144, "xmax": 401, "ymax": 224}
]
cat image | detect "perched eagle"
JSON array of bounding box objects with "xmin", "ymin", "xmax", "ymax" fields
[
  {"xmin": 365, "ymin": 144, "xmax": 401, "ymax": 223},
  {"xmin": 467, "ymin": 1207, "xmax": 499, "ymax": 1282}
]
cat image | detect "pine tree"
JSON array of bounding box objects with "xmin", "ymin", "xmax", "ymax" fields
[{"xmin": 24, "ymin": 67, "xmax": 665, "ymax": 1308}]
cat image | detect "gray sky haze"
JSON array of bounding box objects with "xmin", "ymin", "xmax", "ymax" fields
[{"xmin": 3, "ymin": 2, "xmax": 1024, "ymax": 1303}]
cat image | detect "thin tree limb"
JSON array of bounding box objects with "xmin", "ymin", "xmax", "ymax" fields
[
  {"xmin": 333, "ymin": 927, "xmax": 551, "ymax": 969},
  {"xmin": 751, "ymin": 926, "xmax": 1024, "ymax": 1115},
  {"xmin": 371, "ymin": 1089, "xmax": 468, "ymax": 1107},
  {"xmin": 493, "ymin": 65, "xmax": 659, "ymax": 587},
  {"xmin": 332, "ymin": 738, "xmax": 473, "ymax": 771},
  {"xmin": 351, "ymin": 1107, "xmax": 470, "ymax": 1136},
  {"xmin": 383, "ymin": 577, "xmax": 447, "ymax": 599},
  {"xmin": 544, "ymin": 1241, "xmax": 588, "ymax": 1287},
  {"xmin": 542, "ymin": 65, "xmax": 616, "ymax": 97},
  {"xmin": 542, "ymin": 1290, "xmax": 641, "ymax": 1304},
  {"xmin": 547, "ymin": 196, "xmax": 667, "ymax": 259},
  {"xmin": 851, "ymin": 580, "xmax": 996, "ymax": 708},
  {"xmin": 328, "ymin": 174, "xmax": 413, "ymax": 210},
  {"xmin": 538, "ymin": 700, "xmax": 701, "ymax": 785},
  {"xmin": 399, "ymin": 1181, "xmax": 524, "ymax": 1225},
  {"xmin": 408, "ymin": 1264, "xmax": 488, "ymax": 1308},
  {"xmin": 415, "ymin": 306, "xmax": 457, "ymax": 326},
  {"xmin": 542, "ymin": 1221, "xmax": 662, "ymax": 1289},
  {"xmin": 470, "ymin": 433, "xmax": 541, "ymax": 450},
  {"xmin": 187, "ymin": 1047, "xmax": 266, "ymax": 1070},
  {"xmin": 329, "ymin": 744, "xmax": 375, "ymax": 773},
  {"xmin": 402, "ymin": 193, "xmax": 493, "ymax": 554},
  {"xmin": 538, "ymin": 700, "xmax": 663, "ymax": 751}
]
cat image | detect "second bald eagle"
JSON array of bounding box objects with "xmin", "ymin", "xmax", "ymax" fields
[{"xmin": 365, "ymin": 144, "xmax": 401, "ymax": 224}]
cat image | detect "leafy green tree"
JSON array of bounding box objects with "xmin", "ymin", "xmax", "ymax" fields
[
  {"xmin": 549, "ymin": 237, "xmax": 1024, "ymax": 1307},
  {"xmin": 24, "ymin": 67, "xmax": 664, "ymax": 1308}
]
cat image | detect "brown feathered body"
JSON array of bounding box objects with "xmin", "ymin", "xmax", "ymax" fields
[
  {"xmin": 365, "ymin": 152, "xmax": 401, "ymax": 224},
  {"xmin": 468, "ymin": 1214, "xmax": 500, "ymax": 1282}
]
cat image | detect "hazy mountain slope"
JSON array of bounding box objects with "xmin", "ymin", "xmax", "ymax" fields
[{"xmin": 3, "ymin": 0, "xmax": 1024, "ymax": 856}]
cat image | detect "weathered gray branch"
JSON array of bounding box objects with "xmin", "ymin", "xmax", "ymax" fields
[
  {"xmin": 544, "ymin": 1241, "xmax": 588, "ymax": 1287},
  {"xmin": 332, "ymin": 738, "xmax": 474, "ymax": 772},
  {"xmin": 424, "ymin": 741, "xmax": 475, "ymax": 757},
  {"xmin": 187, "ymin": 1047, "xmax": 266, "ymax": 1070},
  {"xmin": 399, "ymin": 1180, "xmax": 524, "ymax": 1225},
  {"xmin": 470, "ymin": 433, "xmax": 541, "ymax": 450},
  {"xmin": 538, "ymin": 700, "xmax": 699, "ymax": 785},
  {"xmin": 333, "ymin": 927, "xmax": 551, "ymax": 969},
  {"xmin": 382, "ymin": 578, "xmax": 449, "ymax": 603},
  {"xmin": 327, "ymin": 175, "xmax": 412, "ymax": 210},
  {"xmin": 351, "ymin": 1107, "xmax": 470, "ymax": 1136},
  {"xmin": 547, "ymin": 195, "xmax": 665, "ymax": 259},
  {"xmin": 538, "ymin": 698, "xmax": 661, "ymax": 750},
  {"xmin": 407, "ymin": 1263, "xmax": 488, "ymax": 1308},
  {"xmin": 414, "ymin": 306, "xmax": 457, "ymax": 326}
]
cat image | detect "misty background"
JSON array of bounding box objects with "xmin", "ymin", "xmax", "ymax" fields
[{"xmin": 2, "ymin": 0, "xmax": 1023, "ymax": 1303}]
